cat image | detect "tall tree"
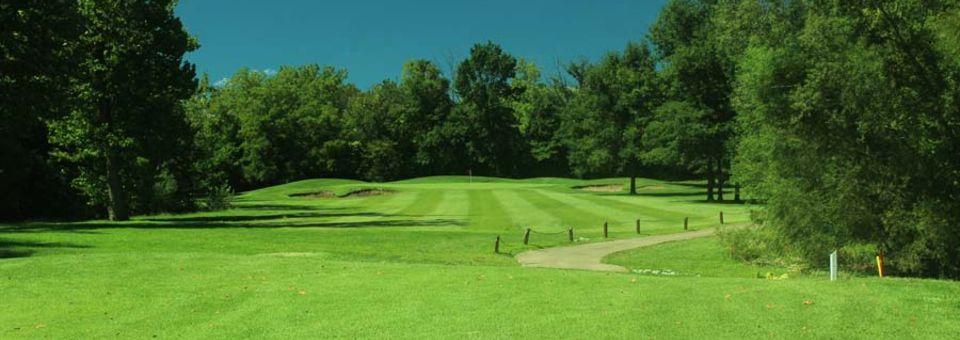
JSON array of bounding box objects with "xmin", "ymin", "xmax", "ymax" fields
[
  {"xmin": 450, "ymin": 42, "xmax": 524, "ymax": 177},
  {"xmin": 561, "ymin": 43, "xmax": 659, "ymax": 194},
  {"xmin": 345, "ymin": 80, "xmax": 407, "ymax": 181},
  {"xmin": 47, "ymin": 0, "xmax": 197, "ymax": 220},
  {"xmin": 183, "ymin": 74, "xmax": 244, "ymax": 191},
  {"xmin": 648, "ymin": 0, "xmax": 735, "ymax": 200},
  {"xmin": 509, "ymin": 60, "xmax": 570, "ymax": 176},
  {"xmin": 398, "ymin": 60, "xmax": 454, "ymax": 175}
]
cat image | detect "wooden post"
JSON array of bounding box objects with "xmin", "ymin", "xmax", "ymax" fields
[
  {"xmin": 603, "ymin": 221, "xmax": 609, "ymax": 238},
  {"xmin": 568, "ymin": 228, "xmax": 574, "ymax": 242},
  {"xmin": 720, "ymin": 211, "xmax": 724, "ymax": 224},
  {"xmin": 494, "ymin": 235, "xmax": 501, "ymax": 254},
  {"xmin": 684, "ymin": 217, "xmax": 688, "ymax": 231},
  {"xmin": 735, "ymin": 183, "xmax": 741, "ymax": 202},
  {"xmin": 523, "ymin": 228, "xmax": 531, "ymax": 245},
  {"xmin": 635, "ymin": 219, "xmax": 641, "ymax": 234}
]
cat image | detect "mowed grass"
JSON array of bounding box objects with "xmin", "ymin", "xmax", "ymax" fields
[{"xmin": 1, "ymin": 177, "xmax": 958, "ymax": 338}]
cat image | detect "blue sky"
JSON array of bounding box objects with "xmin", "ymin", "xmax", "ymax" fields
[{"xmin": 175, "ymin": 0, "xmax": 668, "ymax": 88}]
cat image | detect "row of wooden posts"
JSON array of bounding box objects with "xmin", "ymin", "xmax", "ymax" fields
[{"xmin": 495, "ymin": 211, "xmax": 727, "ymax": 253}]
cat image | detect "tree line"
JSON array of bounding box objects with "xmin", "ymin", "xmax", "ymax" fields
[{"xmin": 3, "ymin": 0, "xmax": 959, "ymax": 278}]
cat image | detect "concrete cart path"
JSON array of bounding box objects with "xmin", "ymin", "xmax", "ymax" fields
[{"xmin": 515, "ymin": 228, "xmax": 716, "ymax": 272}]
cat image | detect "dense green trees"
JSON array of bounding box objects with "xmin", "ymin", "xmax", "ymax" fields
[
  {"xmin": 731, "ymin": 0, "xmax": 960, "ymax": 277},
  {"xmin": 47, "ymin": 0, "xmax": 198, "ymax": 221},
  {"xmin": 1, "ymin": 0, "xmax": 83, "ymax": 219},
  {"xmin": 2, "ymin": 0, "xmax": 196, "ymax": 221},
  {"xmin": 448, "ymin": 42, "xmax": 526, "ymax": 177},
  {"xmin": 647, "ymin": 0, "xmax": 736, "ymax": 200},
  {"xmin": 185, "ymin": 66, "xmax": 358, "ymax": 190},
  {"xmin": 509, "ymin": 60, "xmax": 570, "ymax": 177},
  {"xmin": 397, "ymin": 60, "xmax": 456, "ymax": 175},
  {"xmin": 561, "ymin": 43, "xmax": 659, "ymax": 194}
]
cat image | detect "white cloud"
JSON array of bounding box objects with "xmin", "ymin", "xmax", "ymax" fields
[
  {"xmin": 261, "ymin": 68, "xmax": 278, "ymax": 76},
  {"xmin": 213, "ymin": 77, "xmax": 229, "ymax": 87}
]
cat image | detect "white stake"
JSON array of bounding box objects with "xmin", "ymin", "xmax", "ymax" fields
[{"xmin": 829, "ymin": 250, "xmax": 838, "ymax": 281}]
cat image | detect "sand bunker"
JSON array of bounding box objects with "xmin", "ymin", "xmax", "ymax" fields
[
  {"xmin": 289, "ymin": 191, "xmax": 335, "ymax": 198},
  {"xmin": 289, "ymin": 188, "xmax": 394, "ymax": 199},
  {"xmin": 341, "ymin": 188, "xmax": 394, "ymax": 197}
]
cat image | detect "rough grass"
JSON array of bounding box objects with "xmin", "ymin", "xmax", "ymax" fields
[
  {"xmin": 1, "ymin": 176, "xmax": 958, "ymax": 338},
  {"xmin": 606, "ymin": 235, "xmax": 792, "ymax": 278}
]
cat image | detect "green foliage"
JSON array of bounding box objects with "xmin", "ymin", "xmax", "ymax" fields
[
  {"xmin": 642, "ymin": 101, "xmax": 712, "ymax": 170},
  {"xmin": 560, "ymin": 42, "xmax": 659, "ymax": 190},
  {"xmin": 398, "ymin": 60, "xmax": 456, "ymax": 173},
  {"xmin": 508, "ymin": 60, "xmax": 570, "ymax": 176},
  {"xmin": 646, "ymin": 0, "xmax": 758, "ymax": 200},
  {"xmin": 839, "ymin": 243, "xmax": 882, "ymax": 274},
  {"xmin": 346, "ymin": 80, "xmax": 407, "ymax": 181},
  {"xmin": 201, "ymin": 182, "xmax": 233, "ymax": 211},
  {"xmin": 44, "ymin": 0, "xmax": 198, "ymax": 220},
  {"xmin": 716, "ymin": 225, "xmax": 784, "ymax": 266},
  {"xmin": 185, "ymin": 66, "xmax": 359, "ymax": 189},
  {"xmin": 449, "ymin": 42, "xmax": 525, "ymax": 176},
  {"xmin": 0, "ymin": 0, "xmax": 86, "ymax": 220},
  {"xmin": 731, "ymin": 0, "xmax": 960, "ymax": 278},
  {"xmin": 237, "ymin": 66, "xmax": 357, "ymax": 184}
]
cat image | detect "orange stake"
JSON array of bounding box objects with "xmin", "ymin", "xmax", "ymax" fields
[{"xmin": 876, "ymin": 252, "xmax": 885, "ymax": 278}]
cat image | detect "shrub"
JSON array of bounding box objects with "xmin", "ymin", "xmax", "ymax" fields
[
  {"xmin": 202, "ymin": 183, "xmax": 233, "ymax": 211},
  {"xmin": 838, "ymin": 243, "xmax": 879, "ymax": 274},
  {"xmin": 716, "ymin": 225, "xmax": 776, "ymax": 264},
  {"xmin": 716, "ymin": 224, "xmax": 806, "ymax": 272}
]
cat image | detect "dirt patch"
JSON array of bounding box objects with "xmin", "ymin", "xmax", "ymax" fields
[
  {"xmin": 289, "ymin": 191, "xmax": 335, "ymax": 199},
  {"xmin": 342, "ymin": 188, "xmax": 394, "ymax": 197},
  {"xmin": 574, "ymin": 184, "xmax": 623, "ymax": 192}
]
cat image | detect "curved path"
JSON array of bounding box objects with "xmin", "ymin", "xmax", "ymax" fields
[{"xmin": 515, "ymin": 229, "xmax": 716, "ymax": 272}]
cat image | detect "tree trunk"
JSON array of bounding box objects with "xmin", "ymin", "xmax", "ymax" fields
[
  {"xmin": 706, "ymin": 162, "xmax": 715, "ymax": 201},
  {"xmin": 105, "ymin": 152, "xmax": 129, "ymax": 221},
  {"xmin": 629, "ymin": 176, "xmax": 637, "ymax": 195},
  {"xmin": 716, "ymin": 157, "xmax": 725, "ymax": 201}
]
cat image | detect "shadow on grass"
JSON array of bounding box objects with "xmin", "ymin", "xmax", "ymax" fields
[
  {"xmin": 229, "ymin": 203, "xmax": 326, "ymax": 211},
  {"xmin": 591, "ymin": 187, "xmax": 742, "ymax": 202},
  {"xmin": 143, "ymin": 211, "xmax": 391, "ymax": 223},
  {"xmin": 264, "ymin": 218, "xmax": 467, "ymax": 229},
  {"xmin": 0, "ymin": 239, "xmax": 90, "ymax": 259},
  {"xmin": 688, "ymin": 199, "xmax": 746, "ymax": 205},
  {"xmin": 590, "ymin": 191, "xmax": 706, "ymax": 198},
  {"xmin": 2, "ymin": 213, "xmax": 467, "ymax": 232},
  {"xmin": 632, "ymin": 191, "xmax": 707, "ymax": 198},
  {"xmin": 667, "ymin": 182, "xmax": 708, "ymax": 189}
]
